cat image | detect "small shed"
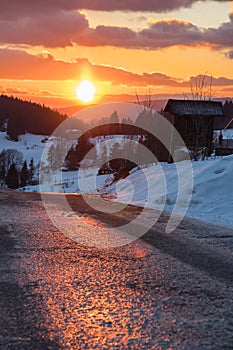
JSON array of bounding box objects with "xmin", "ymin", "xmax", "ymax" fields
[
  {"xmin": 215, "ymin": 139, "xmax": 233, "ymax": 156},
  {"xmin": 164, "ymin": 99, "xmax": 224, "ymax": 155}
]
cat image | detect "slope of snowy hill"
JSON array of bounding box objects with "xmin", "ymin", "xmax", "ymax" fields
[
  {"xmin": 0, "ymin": 132, "xmax": 47, "ymax": 164},
  {"xmin": 102, "ymin": 155, "xmax": 233, "ymax": 229},
  {"xmin": 1, "ymin": 130, "xmax": 233, "ymax": 230}
]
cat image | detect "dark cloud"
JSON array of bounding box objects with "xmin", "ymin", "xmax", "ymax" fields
[
  {"xmin": 0, "ymin": 1, "xmax": 232, "ymax": 50},
  {"xmin": 0, "ymin": 0, "xmax": 219, "ymax": 17},
  {"xmin": 66, "ymin": 19, "xmax": 202, "ymax": 49},
  {"xmin": 140, "ymin": 20, "xmax": 202, "ymax": 47},
  {"xmin": 0, "ymin": 7, "xmax": 203, "ymax": 49},
  {"xmin": 204, "ymin": 13, "xmax": 233, "ymax": 49},
  {"xmin": 0, "ymin": 11, "xmax": 89, "ymax": 47},
  {"xmin": 0, "ymin": 11, "xmax": 231, "ymax": 52}
]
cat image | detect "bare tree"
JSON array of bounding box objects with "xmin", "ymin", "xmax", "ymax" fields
[
  {"xmin": 0, "ymin": 149, "xmax": 24, "ymax": 172},
  {"xmin": 135, "ymin": 88, "xmax": 156, "ymax": 110},
  {"xmin": 183, "ymin": 74, "xmax": 215, "ymax": 160},
  {"xmin": 189, "ymin": 74, "xmax": 213, "ymax": 101},
  {"xmin": 183, "ymin": 112, "xmax": 214, "ymax": 161}
]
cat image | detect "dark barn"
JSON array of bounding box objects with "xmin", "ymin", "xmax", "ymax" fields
[
  {"xmin": 164, "ymin": 99, "xmax": 224, "ymax": 156},
  {"xmin": 215, "ymin": 139, "xmax": 233, "ymax": 156}
]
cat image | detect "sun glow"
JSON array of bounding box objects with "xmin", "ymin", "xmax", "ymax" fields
[{"xmin": 76, "ymin": 80, "xmax": 96, "ymax": 103}]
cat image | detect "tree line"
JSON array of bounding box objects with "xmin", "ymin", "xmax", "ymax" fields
[
  {"xmin": 0, "ymin": 149, "xmax": 37, "ymax": 189},
  {"xmin": 0, "ymin": 95, "xmax": 68, "ymax": 141}
]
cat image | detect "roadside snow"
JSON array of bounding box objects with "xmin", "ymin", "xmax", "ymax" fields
[
  {"xmin": 1, "ymin": 131, "xmax": 233, "ymax": 230},
  {"xmin": 102, "ymin": 155, "xmax": 233, "ymax": 229}
]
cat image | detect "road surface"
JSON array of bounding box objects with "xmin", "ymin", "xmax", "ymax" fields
[{"xmin": 0, "ymin": 190, "xmax": 233, "ymax": 349}]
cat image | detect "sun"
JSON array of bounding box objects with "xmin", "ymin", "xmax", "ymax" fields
[{"xmin": 76, "ymin": 80, "xmax": 96, "ymax": 103}]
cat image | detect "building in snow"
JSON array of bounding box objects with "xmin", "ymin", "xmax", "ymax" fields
[{"xmin": 163, "ymin": 99, "xmax": 224, "ymax": 158}]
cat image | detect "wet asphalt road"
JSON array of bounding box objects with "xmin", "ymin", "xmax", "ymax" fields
[{"xmin": 0, "ymin": 190, "xmax": 233, "ymax": 349}]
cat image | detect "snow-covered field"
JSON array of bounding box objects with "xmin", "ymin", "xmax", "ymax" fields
[
  {"xmin": 0, "ymin": 132, "xmax": 48, "ymax": 164},
  {"xmin": 1, "ymin": 130, "xmax": 233, "ymax": 230}
]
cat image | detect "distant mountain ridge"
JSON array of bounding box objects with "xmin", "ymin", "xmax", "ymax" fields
[
  {"xmin": 57, "ymin": 99, "xmax": 168, "ymax": 119},
  {"xmin": 57, "ymin": 97, "xmax": 232, "ymax": 119}
]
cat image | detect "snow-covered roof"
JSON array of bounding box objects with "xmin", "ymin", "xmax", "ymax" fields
[{"xmin": 164, "ymin": 99, "xmax": 224, "ymax": 117}]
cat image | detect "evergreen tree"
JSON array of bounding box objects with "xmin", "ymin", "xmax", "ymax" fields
[
  {"xmin": 1, "ymin": 149, "xmax": 23, "ymax": 173},
  {"xmin": 109, "ymin": 142, "xmax": 124, "ymax": 172},
  {"xmin": 0, "ymin": 164, "xmax": 6, "ymax": 187},
  {"xmin": 20, "ymin": 160, "xmax": 29, "ymax": 187},
  {"xmin": 47, "ymin": 144, "xmax": 57, "ymax": 170},
  {"xmin": 110, "ymin": 111, "xmax": 119, "ymax": 124},
  {"xmin": 28, "ymin": 158, "xmax": 35, "ymax": 185},
  {"xmin": 0, "ymin": 150, "xmax": 6, "ymax": 185},
  {"xmin": 99, "ymin": 144, "xmax": 108, "ymax": 166},
  {"xmin": 6, "ymin": 163, "xmax": 19, "ymax": 189}
]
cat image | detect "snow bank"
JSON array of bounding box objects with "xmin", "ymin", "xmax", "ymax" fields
[{"xmin": 102, "ymin": 155, "xmax": 233, "ymax": 229}]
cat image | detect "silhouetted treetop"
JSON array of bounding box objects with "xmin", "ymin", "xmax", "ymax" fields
[{"xmin": 0, "ymin": 95, "xmax": 68, "ymax": 140}]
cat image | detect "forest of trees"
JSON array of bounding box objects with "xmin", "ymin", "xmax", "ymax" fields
[
  {"xmin": 64, "ymin": 109, "xmax": 163, "ymax": 172},
  {"xmin": 0, "ymin": 95, "xmax": 68, "ymax": 140}
]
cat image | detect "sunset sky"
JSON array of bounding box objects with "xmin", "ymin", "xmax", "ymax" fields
[{"xmin": 0, "ymin": 0, "xmax": 233, "ymax": 109}]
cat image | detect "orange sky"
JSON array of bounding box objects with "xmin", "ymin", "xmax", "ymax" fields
[{"xmin": 0, "ymin": 1, "xmax": 233, "ymax": 109}]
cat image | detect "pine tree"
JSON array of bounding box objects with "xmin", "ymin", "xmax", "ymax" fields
[
  {"xmin": 20, "ymin": 160, "xmax": 29, "ymax": 187},
  {"xmin": 99, "ymin": 144, "xmax": 108, "ymax": 166},
  {"xmin": 0, "ymin": 164, "xmax": 6, "ymax": 187},
  {"xmin": 6, "ymin": 163, "xmax": 19, "ymax": 189},
  {"xmin": 28, "ymin": 158, "xmax": 35, "ymax": 185},
  {"xmin": 47, "ymin": 144, "xmax": 57, "ymax": 170},
  {"xmin": 0, "ymin": 151, "xmax": 6, "ymax": 186},
  {"xmin": 109, "ymin": 111, "xmax": 119, "ymax": 124},
  {"xmin": 109, "ymin": 142, "xmax": 124, "ymax": 172}
]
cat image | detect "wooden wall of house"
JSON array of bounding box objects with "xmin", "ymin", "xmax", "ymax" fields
[
  {"xmin": 214, "ymin": 114, "xmax": 233, "ymax": 130},
  {"xmin": 173, "ymin": 115, "xmax": 214, "ymax": 154}
]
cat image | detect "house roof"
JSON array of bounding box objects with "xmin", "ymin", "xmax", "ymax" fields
[{"xmin": 164, "ymin": 99, "xmax": 224, "ymax": 117}]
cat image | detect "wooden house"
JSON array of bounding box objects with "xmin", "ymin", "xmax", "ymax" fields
[{"xmin": 164, "ymin": 99, "xmax": 224, "ymax": 156}]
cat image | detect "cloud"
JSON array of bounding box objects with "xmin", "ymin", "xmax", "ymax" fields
[
  {"xmin": 189, "ymin": 74, "xmax": 233, "ymax": 87},
  {"xmin": 226, "ymin": 50, "xmax": 233, "ymax": 59},
  {"xmin": 139, "ymin": 19, "xmax": 202, "ymax": 47},
  {"xmin": 0, "ymin": 11, "xmax": 89, "ymax": 48},
  {"xmin": 0, "ymin": 49, "xmax": 89, "ymax": 79},
  {"xmin": 0, "ymin": 0, "xmax": 230, "ymax": 17},
  {"xmin": 0, "ymin": 0, "xmax": 217, "ymax": 17},
  {"xmin": 0, "ymin": 13, "xmax": 229, "ymax": 53},
  {"xmin": 0, "ymin": 1, "xmax": 232, "ymax": 51},
  {"xmin": 1, "ymin": 49, "xmax": 233, "ymax": 91},
  {"xmin": 63, "ymin": 19, "xmax": 203, "ymax": 49},
  {"xmin": 204, "ymin": 13, "xmax": 233, "ymax": 49},
  {"xmin": 0, "ymin": 86, "xmax": 29, "ymax": 95},
  {"xmin": 0, "ymin": 48, "xmax": 175, "ymax": 84},
  {"xmin": 79, "ymin": 15, "xmax": 233, "ymax": 51}
]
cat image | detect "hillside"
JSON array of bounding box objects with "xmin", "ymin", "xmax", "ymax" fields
[
  {"xmin": 1, "ymin": 114, "xmax": 233, "ymax": 230},
  {"xmin": 0, "ymin": 95, "xmax": 67, "ymax": 140}
]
